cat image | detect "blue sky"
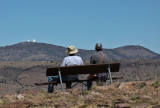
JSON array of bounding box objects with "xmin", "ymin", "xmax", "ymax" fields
[{"xmin": 0, "ymin": 0, "xmax": 160, "ymax": 53}]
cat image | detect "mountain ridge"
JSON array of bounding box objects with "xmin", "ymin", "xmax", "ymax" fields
[{"xmin": 0, "ymin": 42, "xmax": 159, "ymax": 62}]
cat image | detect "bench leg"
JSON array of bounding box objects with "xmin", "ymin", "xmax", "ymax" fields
[
  {"xmin": 71, "ymin": 82, "xmax": 87, "ymax": 88},
  {"xmin": 71, "ymin": 82, "xmax": 79, "ymax": 88},
  {"xmin": 108, "ymin": 67, "xmax": 113, "ymax": 84},
  {"xmin": 58, "ymin": 70, "xmax": 64, "ymax": 90}
]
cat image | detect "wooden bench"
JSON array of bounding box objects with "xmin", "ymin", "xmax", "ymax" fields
[{"xmin": 35, "ymin": 62, "xmax": 121, "ymax": 90}]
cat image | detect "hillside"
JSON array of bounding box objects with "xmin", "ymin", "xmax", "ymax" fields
[
  {"xmin": 0, "ymin": 42, "xmax": 160, "ymax": 100},
  {"xmin": 0, "ymin": 42, "xmax": 67, "ymax": 61},
  {"xmin": 0, "ymin": 42, "xmax": 159, "ymax": 61}
]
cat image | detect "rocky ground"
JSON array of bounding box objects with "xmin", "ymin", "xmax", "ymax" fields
[{"xmin": 0, "ymin": 80, "xmax": 160, "ymax": 108}]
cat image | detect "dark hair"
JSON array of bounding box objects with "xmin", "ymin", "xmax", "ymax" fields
[
  {"xmin": 69, "ymin": 54, "xmax": 75, "ymax": 56},
  {"xmin": 95, "ymin": 43, "xmax": 102, "ymax": 51}
]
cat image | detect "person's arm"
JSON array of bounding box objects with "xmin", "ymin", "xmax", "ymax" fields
[
  {"xmin": 81, "ymin": 58, "xmax": 84, "ymax": 65},
  {"xmin": 90, "ymin": 55, "xmax": 96, "ymax": 64}
]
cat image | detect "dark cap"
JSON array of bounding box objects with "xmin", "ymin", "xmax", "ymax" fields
[{"xmin": 95, "ymin": 43, "xmax": 102, "ymax": 50}]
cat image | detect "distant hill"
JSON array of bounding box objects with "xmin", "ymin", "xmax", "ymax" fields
[{"xmin": 0, "ymin": 42, "xmax": 159, "ymax": 61}]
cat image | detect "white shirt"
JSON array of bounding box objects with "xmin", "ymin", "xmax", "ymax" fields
[{"xmin": 61, "ymin": 55, "xmax": 83, "ymax": 66}]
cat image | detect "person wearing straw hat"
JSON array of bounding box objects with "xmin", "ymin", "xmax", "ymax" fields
[{"xmin": 48, "ymin": 45, "xmax": 83, "ymax": 93}]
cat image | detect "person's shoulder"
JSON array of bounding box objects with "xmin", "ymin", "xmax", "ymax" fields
[
  {"xmin": 63, "ymin": 56, "xmax": 70, "ymax": 60},
  {"xmin": 75, "ymin": 55, "xmax": 82, "ymax": 59},
  {"xmin": 98, "ymin": 51, "xmax": 105, "ymax": 54},
  {"xmin": 91, "ymin": 52, "xmax": 99, "ymax": 56},
  {"xmin": 91, "ymin": 51, "xmax": 106, "ymax": 57},
  {"xmin": 64, "ymin": 55, "xmax": 81, "ymax": 59}
]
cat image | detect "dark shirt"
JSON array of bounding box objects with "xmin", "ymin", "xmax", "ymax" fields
[
  {"xmin": 90, "ymin": 51, "xmax": 108, "ymax": 77},
  {"xmin": 90, "ymin": 51, "xmax": 108, "ymax": 64}
]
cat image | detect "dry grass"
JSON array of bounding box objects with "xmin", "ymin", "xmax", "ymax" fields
[{"xmin": 0, "ymin": 80, "xmax": 160, "ymax": 108}]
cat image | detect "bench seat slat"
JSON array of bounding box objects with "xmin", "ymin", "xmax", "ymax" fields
[{"xmin": 46, "ymin": 63, "xmax": 120, "ymax": 76}]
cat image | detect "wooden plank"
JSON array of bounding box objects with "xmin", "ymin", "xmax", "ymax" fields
[
  {"xmin": 46, "ymin": 63, "xmax": 120, "ymax": 76},
  {"xmin": 34, "ymin": 76, "xmax": 123, "ymax": 86},
  {"xmin": 112, "ymin": 76, "xmax": 123, "ymax": 80},
  {"xmin": 46, "ymin": 67, "xmax": 59, "ymax": 76},
  {"xmin": 35, "ymin": 81, "xmax": 57, "ymax": 86}
]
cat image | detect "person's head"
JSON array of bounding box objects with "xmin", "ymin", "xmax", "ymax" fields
[
  {"xmin": 66, "ymin": 46, "xmax": 78, "ymax": 55},
  {"xmin": 95, "ymin": 43, "xmax": 102, "ymax": 51}
]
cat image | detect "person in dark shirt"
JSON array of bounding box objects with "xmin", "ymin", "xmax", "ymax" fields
[{"xmin": 87, "ymin": 43, "xmax": 108, "ymax": 90}]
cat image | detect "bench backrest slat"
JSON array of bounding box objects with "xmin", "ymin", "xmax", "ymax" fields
[{"xmin": 46, "ymin": 63, "xmax": 120, "ymax": 76}]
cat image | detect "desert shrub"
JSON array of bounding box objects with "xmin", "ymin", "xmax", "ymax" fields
[
  {"xmin": 151, "ymin": 80, "xmax": 160, "ymax": 88},
  {"xmin": 137, "ymin": 82, "xmax": 146, "ymax": 89}
]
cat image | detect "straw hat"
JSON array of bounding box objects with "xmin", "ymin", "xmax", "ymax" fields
[{"xmin": 66, "ymin": 46, "xmax": 78, "ymax": 54}]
